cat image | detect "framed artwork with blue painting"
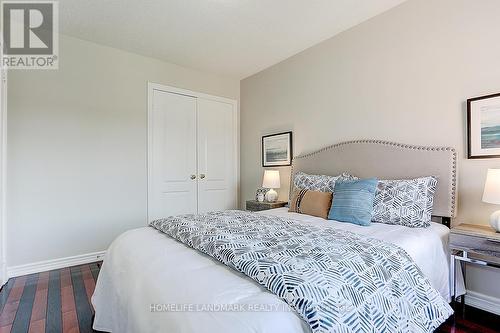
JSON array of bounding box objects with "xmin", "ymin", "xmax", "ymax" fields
[
  {"xmin": 468, "ymin": 93, "xmax": 500, "ymax": 159},
  {"xmin": 262, "ymin": 131, "xmax": 293, "ymax": 167}
]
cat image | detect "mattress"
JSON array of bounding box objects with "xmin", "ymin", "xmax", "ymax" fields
[{"xmin": 92, "ymin": 208, "xmax": 453, "ymax": 333}]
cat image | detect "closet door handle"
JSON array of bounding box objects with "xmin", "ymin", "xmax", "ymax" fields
[
  {"xmin": 190, "ymin": 174, "xmax": 197, "ymax": 180},
  {"xmin": 200, "ymin": 174, "xmax": 206, "ymax": 179}
]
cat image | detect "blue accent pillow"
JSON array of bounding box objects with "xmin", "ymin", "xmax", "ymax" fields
[{"xmin": 328, "ymin": 178, "xmax": 378, "ymax": 226}]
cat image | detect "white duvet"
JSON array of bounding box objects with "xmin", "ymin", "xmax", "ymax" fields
[{"xmin": 92, "ymin": 208, "xmax": 454, "ymax": 333}]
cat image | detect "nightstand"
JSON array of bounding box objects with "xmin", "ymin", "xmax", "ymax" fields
[
  {"xmin": 450, "ymin": 223, "xmax": 500, "ymax": 306},
  {"xmin": 246, "ymin": 200, "xmax": 287, "ymax": 212}
]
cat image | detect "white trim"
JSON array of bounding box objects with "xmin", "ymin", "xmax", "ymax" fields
[
  {"xmin": 465, "ymin": 290, "xmax": 500, "ymax": 316},
  {"xmin": 7, "ymin": 251, "xmax": 106, "ymax": 278},
  {"xmin": 148, "ymin": 82, "xmax": 237, "ymax": 105},
  {"xmin": 0, "ymin": 42, "xmax": 7, "ymax": 286},
  {"xmin": 146, "ymin": 82, "xmax": 239, "ymax": 223},
  {"xmin": 147, "ymin": 82, "xmax": 153, "ymax": 223}
]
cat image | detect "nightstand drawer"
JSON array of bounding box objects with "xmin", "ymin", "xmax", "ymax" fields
[
  {"xmin": 246, "ymin": 200, "xmax": 287, "ymax": 212},
  {"xmin": 450, "ymin": 232, "xmax": 500, "ymax": 258}
]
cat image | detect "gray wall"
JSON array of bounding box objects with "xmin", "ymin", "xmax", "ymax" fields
[
  {"xmin": 7, "ymin": 35, "xmax": 239, "ymax": 267},
  {"xmin": 241, "ymin": 0, "xmax": 500, "ymax": 304}
]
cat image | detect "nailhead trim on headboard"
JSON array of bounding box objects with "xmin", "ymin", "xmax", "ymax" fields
[{"xmin": 289, "ymin": 140, "xmax": 457, "ymax": 218}]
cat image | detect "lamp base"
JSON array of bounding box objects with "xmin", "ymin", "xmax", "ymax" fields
[
  {"xmin": 490, "ymin": 210, "xmax": 500, "ymax": 232},
  {"xmin": 265, "ymin": 189, "xmax": 278, "ymax": 202}
]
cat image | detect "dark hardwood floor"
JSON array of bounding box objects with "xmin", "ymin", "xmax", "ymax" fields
[
  {"xmin": 437, "ymin": 302, "xmax": 500, "ymax": 333},
  {"xmin": 0, "ymin": 262, "xmax": 498, "ymax": 332}
]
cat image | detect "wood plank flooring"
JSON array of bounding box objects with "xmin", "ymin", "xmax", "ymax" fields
[
  {"xmin": 437, "ymin": 302, "xmax": 500, "ymax": 333},
  {"xmin": 0, "ymin": 262, "xmax": 498, "ymax": 332},
  {"xmin": 0, "ymin": 263, "xmax": 101, "ymax": 333}
]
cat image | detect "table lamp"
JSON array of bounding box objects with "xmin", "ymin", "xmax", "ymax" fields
[
  {"xmin": 262, "ymin": 170, "xmax": 280, "ymax": 202},
  {"xmin": 482, "ymin": 168, "xmax": 500, "ymax": 232}
]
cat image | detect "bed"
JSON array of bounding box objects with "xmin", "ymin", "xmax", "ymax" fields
[{"xmin": 92, "ymin": 140, "xmax": 460, "ymax": 333}]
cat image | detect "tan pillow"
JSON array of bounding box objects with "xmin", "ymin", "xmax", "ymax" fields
[{"xmin": 289, "ymin": 188, "xmax": 333, "ymax": 219}]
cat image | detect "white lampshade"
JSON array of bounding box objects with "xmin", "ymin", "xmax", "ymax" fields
[
  {"xmin": 482, "ymin": 169, "xmax": 500, "ymax": 204},
  {"xmin": 262, "ymin": 170, "xmax": 280, "ymax": 189}
]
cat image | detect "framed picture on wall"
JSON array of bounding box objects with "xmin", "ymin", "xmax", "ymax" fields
[
  {"xmin": 262, "ymin": 131, "xmax": 293, "ymax": 167},
  {"xmin": 468, "ymin": 93, "xmax": 500, "ymax": 159}
]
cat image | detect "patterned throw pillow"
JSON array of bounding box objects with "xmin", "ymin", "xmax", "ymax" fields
[
  {"xmin": 372, "ymin": 176, "xmax": 438, "ymax": 228},
  {"xmin": 289, "ymin": 188, "xmax": 333, "ymax": 219},
  {"xmin": 328, "ymin": 178, "xmax": 378, "ymax": 226},
  {"xmin": 293, "ymin": 172, "xmax": 357, "ymax": 193}
]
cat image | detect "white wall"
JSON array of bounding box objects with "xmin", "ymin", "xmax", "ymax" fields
[
  {"xmin": 0, "ymin": 46, "xmax": 6, "ymax": 284},
  {"xmin": 6, "ymin": 34, "xmax": 239, "ymax": 267},
  {"xmin": 241, "ymin": 0, "xmax": 500, "ymax": 306}
]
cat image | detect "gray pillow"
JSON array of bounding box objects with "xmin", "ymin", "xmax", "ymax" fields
[
  {"xmin": 372, "ymin": 176, "xmax": 438, "ymax": 228},
  {"xmin": 293, "ymin": 172, "xmax": 357, "ymax": 193}
]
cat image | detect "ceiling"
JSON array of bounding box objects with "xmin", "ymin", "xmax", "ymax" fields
[{"xmin": 59, "ymin": 0, "xmax": 407, "ymax": 79}]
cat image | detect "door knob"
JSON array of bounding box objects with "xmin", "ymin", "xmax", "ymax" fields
[
  {"xmin": 200, "ymin": 174, "xmax": 206, "ymax": 179},
  {"xmin": 190, "ymin": 175, "xmax": 196, "ymax": 180}
]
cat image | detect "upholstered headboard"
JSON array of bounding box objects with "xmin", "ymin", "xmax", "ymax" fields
[{"xmin": 290, "ymin": 140, "xmax": 457, "ymax": 219}]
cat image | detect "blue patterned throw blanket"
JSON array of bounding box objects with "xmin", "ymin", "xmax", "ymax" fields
[{"xmin": 150, "ymin": 210, "xmax": 452, "ymax": 333}]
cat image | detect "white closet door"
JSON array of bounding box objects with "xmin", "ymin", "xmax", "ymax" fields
[
  {"xmin": 197, "ymin": 98, "xmax": 236, "ymax": 213},
  {"xmin": 149, "ymin": 90, "xmax": 197, "ymax": 220}
]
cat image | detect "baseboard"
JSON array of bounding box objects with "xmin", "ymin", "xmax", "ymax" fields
[
  {"xmin": 0, "ymin": 261, "xmax": 6, "ymax": 286},
  {"xmin": 465, "ymin": 290, "xmax": 500, "ymax": 316},
  {"xmin": 7, "ymin": 251, "xmax": 106, "ymax": 278}
]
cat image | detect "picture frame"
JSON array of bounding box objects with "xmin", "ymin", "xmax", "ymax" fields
[
  {"xmin": 262, "ymin": 131, "xmax": 293, "ymax": 167},
  {"xmin": 467, "ymin": 93, "xmax": 500, "ymax": 159},
  {"xmin": 255, "ymin": 188, "xmax": 270, "ymax": 201}
]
